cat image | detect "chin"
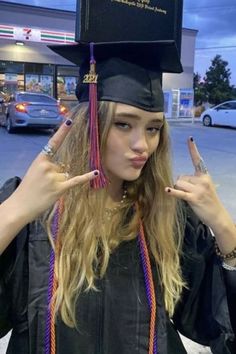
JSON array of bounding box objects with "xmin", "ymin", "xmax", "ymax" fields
[
  {"xmin": 122, "ymin": 171, "xmax": 142, "ymax": 181},
  {"xmin": 105, "ymin": 168, "xmax": 142, "ymax": 183}
]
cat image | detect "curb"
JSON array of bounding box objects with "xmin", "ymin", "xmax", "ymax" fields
[{"xmin": 167, "ymin": 118, "xmax": 201, "ymax": 123}]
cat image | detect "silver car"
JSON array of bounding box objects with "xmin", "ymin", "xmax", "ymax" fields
[
  {"xmin": 1, "ymin": 92, "xmax": 67, "ymax": 133},
  {"xmin": 200, "ymin": 100, "xmax": 236, "ymax": 128}
]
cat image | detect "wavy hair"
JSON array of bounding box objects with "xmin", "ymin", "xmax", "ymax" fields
[{"xmin": 45, "ymin": 101, "xmax": 186, "ymax": 327}]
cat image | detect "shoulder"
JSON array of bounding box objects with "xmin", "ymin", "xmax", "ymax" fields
[{"xmin": 0, "ymin": 177, "xmax": 21, "ymax": 203}]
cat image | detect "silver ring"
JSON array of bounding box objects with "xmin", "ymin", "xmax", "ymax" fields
[
  {"xmin": 195, "ymin": 158, "xmax": 208, "ymax": 174},
  {"xmin": 64, "ymin": 172, "xmax": 70, "ymax": 180},
  {"xmin": 41, "ymin": 143, "xmax": 55, "ymax": 157}
]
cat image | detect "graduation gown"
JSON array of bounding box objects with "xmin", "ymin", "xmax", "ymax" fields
[{"xmin": 0, "ymin": 177, "xmax": 235, "ymax": 354}]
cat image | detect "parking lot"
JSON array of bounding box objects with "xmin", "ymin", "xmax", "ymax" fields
[{"xmin": 0, "ymin": 120, "xmax": 235, "ymax": 353}]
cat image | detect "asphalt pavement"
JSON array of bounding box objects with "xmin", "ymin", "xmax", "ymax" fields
[{"xmin": 0, "ymin": 119, "xmax": 236, "ymax": 353}]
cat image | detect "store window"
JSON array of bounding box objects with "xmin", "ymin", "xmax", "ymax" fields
[
  {"xmin": 0, "ymin": 61, "xmax": 24, "ymax": 97},
  {"xmin": 25, "ymin": 63, "xmax": 54, "ymax": 96},
  {"xmin": 0, "ymin": 62, "xmax": 79, "ymax": 104},
  {"xmin": 179, "ymin": 89, "xmax": 194, "ymax": 117},
  {"xmin": 57, "ymin": 66, "xmax": 79, "ymax": 109}
]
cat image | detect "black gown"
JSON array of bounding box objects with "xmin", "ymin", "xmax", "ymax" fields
[{"xmin": 0, "ymin": 177, "xmax": 235, "ymax": 354}]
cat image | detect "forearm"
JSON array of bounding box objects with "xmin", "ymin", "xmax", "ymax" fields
[{"xmin": 0, "ymin": 197, "xmax": 29, "ymax": 255}]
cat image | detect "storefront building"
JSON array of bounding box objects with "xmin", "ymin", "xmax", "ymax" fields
[{"xmin": 0, "ymin": 1, "xmax": 197, "ymax": 117}]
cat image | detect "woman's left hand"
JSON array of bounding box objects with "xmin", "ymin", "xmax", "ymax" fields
[{"xmin": 165, "ymin": 137, "xmax": 228, "ymax": 229}]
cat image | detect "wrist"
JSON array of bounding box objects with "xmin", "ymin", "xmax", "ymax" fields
[
  {"xmin": 0, "ymin": 197, "xmax": 30, "ymax": 254},
  {"xmin": 2, "ymin": 195, "xmax": 30, "ymax": 228},
  {"xmin": 211, "ymin": 219, "xmax": 236, "ymax": 262}
]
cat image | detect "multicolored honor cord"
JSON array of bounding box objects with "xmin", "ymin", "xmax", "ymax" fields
[
  {"xmin": 45, "ymin": 202, "xmax": 158, "ymax": 354},
  {"xmin": 138, "ymin": 219, "xmax": 158, "ymax": 354},
  {"xmin": 45, "ymin": 198, "xmax": 63, "ymax": 354}
]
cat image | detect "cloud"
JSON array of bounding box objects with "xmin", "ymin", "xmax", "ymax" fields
[
  {"xmin": 184, "ymin": 0, "xmax": 236, "ymax": 47},
  {"xmin": 184, "ymin": 0, "xmax": 236, "ymax": 84}
]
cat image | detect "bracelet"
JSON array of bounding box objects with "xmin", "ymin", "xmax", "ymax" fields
[
  {"xmin": 214, "ymin": 239, "xmax": 236, "ymax": 260},
  {"xmin": 222, "ymin": 262, "xmax": 236, "ymax": 271}
]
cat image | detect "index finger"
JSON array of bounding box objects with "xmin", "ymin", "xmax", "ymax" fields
[
  {"xmin": 187, "ymin": 136, "xmax": 208, "ymax": 174},
  {"xmin": 39, "ymin": 119, "xmax": 73, "ymax": 159}
]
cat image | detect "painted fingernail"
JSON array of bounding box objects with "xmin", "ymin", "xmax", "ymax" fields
[
  {"xmin": 190, "ymin": 136, "xmax": 194, "ymax": 142},
  {"xmin": 65, "ymin": 119, "xmax": 72, "ymax": 126},
  {"xmin": 94, "ymin": 171, "xmax": 99, "ymax": 176},
  {"xmin": 167, "ymin": 188, "xmax": 171, "ymax": 193}
]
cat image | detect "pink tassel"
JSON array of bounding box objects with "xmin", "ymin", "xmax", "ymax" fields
[{"xmin": 87, "ymin": 43, "xmax": 107, "ymax": 189}]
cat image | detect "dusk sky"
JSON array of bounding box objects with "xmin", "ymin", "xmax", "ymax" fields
[{"xmin": 5, "ymin": 0, "xmax": 236, "ymax": 85}]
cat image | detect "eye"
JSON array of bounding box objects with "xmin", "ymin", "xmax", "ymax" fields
[
  {"xmin": 147, "ymin": 126, "xmax": 161, "ymax": 134},
  {"xmin": 114, "ymin": 121, "xmax": 131, "ymax": 130}
]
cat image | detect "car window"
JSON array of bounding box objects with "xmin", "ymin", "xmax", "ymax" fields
[
  {"xmin": 217, "ymin": 103, "xmax": 232, "ymax": 110},
  {"xmin": 227, "ymin": 102, "xmax": 236, "ymax": 110},
  {"xmin": 217, "ymin": 102, "xmax": 236, "ymax": 110},
  {"xmin": 17, "ymin": 94, "xmax": 56, "ymax": 103}
]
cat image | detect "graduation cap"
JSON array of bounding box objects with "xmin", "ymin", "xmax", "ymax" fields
[
  {"xmin": 49, "ymin": 0, "xmax": 184, "ymax": 188},
  {"xmin": 52, "ymin": 0, "xmax": 183, "ymax": 73}
]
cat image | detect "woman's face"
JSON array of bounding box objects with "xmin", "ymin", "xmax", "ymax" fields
[{"xmin": 103, "ymin": 103, "xmax": 164, "ymax": 186}]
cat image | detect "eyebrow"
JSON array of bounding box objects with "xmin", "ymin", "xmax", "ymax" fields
[{"xmin": 115, "ymin": 112, "xmax": 164, "ymax": 123}]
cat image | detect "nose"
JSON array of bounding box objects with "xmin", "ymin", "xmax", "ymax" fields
[{"xmin": 130, "ymin": 129, "xmax": 148, "ymax": 154}]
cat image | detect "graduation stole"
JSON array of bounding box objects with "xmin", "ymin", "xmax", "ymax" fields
[{"xmin": 45, "ymin": 200, "xmax": 158, "ymax": 354}]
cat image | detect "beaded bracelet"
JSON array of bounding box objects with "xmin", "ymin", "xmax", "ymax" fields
[
  {"xmin": 214, "ymin": 239, "xmax": 236, "ymax": 260},
  {"xmin": 222, "ymin": 262, "xmax": 236, "ymax": 271}
]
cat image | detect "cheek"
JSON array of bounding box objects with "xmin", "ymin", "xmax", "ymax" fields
[
  {"xmin": 106, "ymin": 132, "xmax": 119, "ymax": 154},
  {"xmin": 106, "ymin": 127, "xmax": 129, "ymax": 151},
  {"xmin": 149, "ymin": 135, "xmax": 161, "ymax": 155},
  {"xmin": 104, "ymin": 130, "xmax": 124, "ymax": 162}
]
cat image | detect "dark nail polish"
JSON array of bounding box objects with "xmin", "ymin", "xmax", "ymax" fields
[
  {"xmin": 190, "ymin": 136, "xmax": 194, "ymax": 142},
  {"xmin": 167, "ymin": 188, "xmax": 171, "ymax": 193},
  {"xmin": 94, "ymin": 171, "xmax": 99, "ymax": 176},
  {"xmin": 65, "ymin": 119, "xmax": 72, "ymax": 126}
]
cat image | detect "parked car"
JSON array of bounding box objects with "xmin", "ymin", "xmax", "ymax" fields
[
  {"xmin": 0, "ymin": 92, "xmax": 68, "ymax": 133},
  {"xmin": 200, "ymin": 100, "xmax": 236, "ymax": 128}
]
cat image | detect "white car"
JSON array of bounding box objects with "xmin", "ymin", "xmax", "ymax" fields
[{"xmin": 200, "ymin": 100, "xmax": 236, "ymax": 128}]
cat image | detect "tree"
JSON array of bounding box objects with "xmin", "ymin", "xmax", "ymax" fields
[
  {"xmin": 204, "ymin": 55, "xmax": 234, "ymax": 105},
  {"xmin": 193, "ymin": 72, "xmax": 207, "ymax": 105}
]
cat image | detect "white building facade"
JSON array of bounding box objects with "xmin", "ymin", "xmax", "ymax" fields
[{"xmin": 0, "ymin": 1, "xmax": 197, "ymax": 117}]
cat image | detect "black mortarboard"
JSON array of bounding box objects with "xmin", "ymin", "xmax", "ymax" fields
[
  {"xmin": 49, "ymin": 0, "xmax": 184, "ymax": 187},
  {"xmin": 76, "ymin": 57, "xmax": 164, "ymax": 112},
  {"xmin": 50, "ymin": 0, "xmax": 183, "ymax": 110},
  {"xmin": 51, "ymin": 0, "xmax": 183, "ymax": 73}
]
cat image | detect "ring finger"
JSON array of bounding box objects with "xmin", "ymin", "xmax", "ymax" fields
[
  {"xmin": 174, "ymin": 179, "xmax": 196, "ymax": 193},
  {"xmin": 38, "ymin": 119, "xmax": 73, "ymax": 160}
]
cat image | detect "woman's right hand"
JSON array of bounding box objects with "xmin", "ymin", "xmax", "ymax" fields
[{"xmin": 6, "ymin": 119, "xmax": 99, "ymax": 224}]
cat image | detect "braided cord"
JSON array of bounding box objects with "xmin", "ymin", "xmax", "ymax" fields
[
  {"xmin": 138, "ymin": 219, "xmax": 158, "ymax": 354},
  {"xmin": 45, "ymin": 198, "xmax": 64, "ymax": 354},
  {"xmin": 89, "ymin": 43, "xmax": 107, "ymax": 188},
  {"xmin": 44, "ymin": 199, "xmax": 158, "ymax": 354}
]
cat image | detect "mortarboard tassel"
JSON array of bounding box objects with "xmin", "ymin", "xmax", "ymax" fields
[{"xmin": 83, "ymin": 42, "xmax": 108, "ymax": 189}]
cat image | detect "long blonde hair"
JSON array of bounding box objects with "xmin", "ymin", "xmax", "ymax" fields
[{"xmin": 45, "ymin": 101, "xmax": 186, "ymax": 327}]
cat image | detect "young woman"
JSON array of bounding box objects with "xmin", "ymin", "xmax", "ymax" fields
[{"xmin": 0, "ymin": 57, "xmax": 236, "ymax": 354}]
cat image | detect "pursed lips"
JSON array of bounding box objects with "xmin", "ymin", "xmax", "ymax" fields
[
  {"xmin": 129, "ymin": 156, "xmax": 148, "ymax": 162},
  {"xmin": 129, "ymin": 156, "xmax": 148, "ymax": 168}
]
